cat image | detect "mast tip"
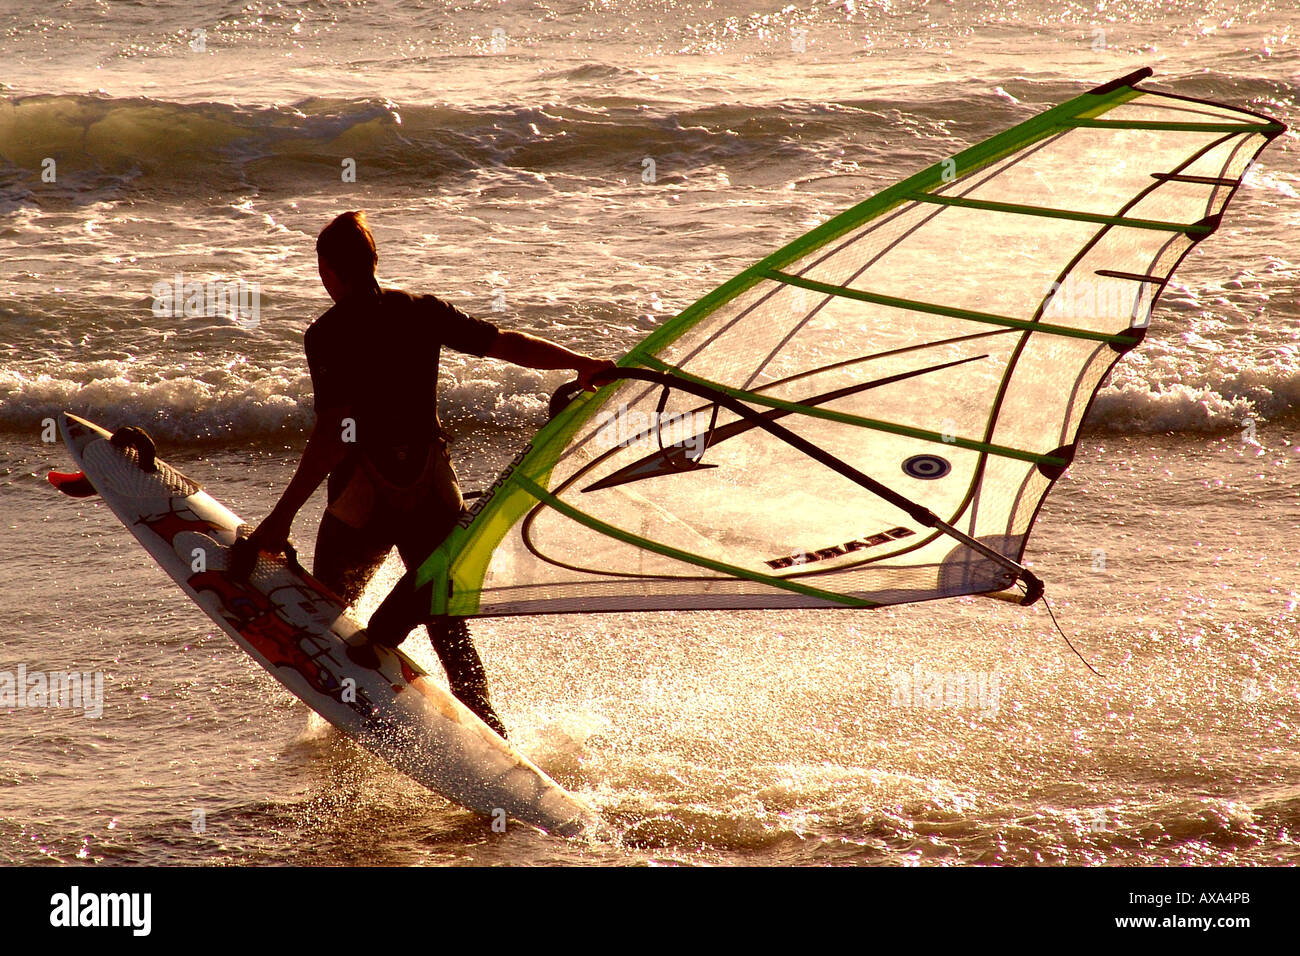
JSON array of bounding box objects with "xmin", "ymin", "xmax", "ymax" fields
[{"xmin": 1088, "ymin": 68, "xmax": 1154, "ymax": 96}]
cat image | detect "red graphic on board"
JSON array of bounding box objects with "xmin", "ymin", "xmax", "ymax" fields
[
  {"xmin": 136, "ymin": 505, "xmax": 211, "ymax": 544},
  {"xmin": 136, "ymin": 507, "xmax": 380, "ymax": 719}
]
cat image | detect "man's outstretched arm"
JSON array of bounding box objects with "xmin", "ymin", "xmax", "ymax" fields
[{"xmin": 486, "ymin": 330, "xmax": 616, "ymax": 390}]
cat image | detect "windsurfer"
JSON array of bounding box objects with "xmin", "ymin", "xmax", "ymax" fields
[{"xmin": 237, "ymin": 211, "xmax": 614, "ymax": 737}]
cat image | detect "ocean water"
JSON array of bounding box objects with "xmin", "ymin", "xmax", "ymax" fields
[{"xmin": 1, "ymin": 0, "xmax": 1298, "ymax": 866}]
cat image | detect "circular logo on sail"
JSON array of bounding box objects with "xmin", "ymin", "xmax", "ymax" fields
[{"xmin": 902, "ymin": 455, "xmax": 950, "ymax": 479}]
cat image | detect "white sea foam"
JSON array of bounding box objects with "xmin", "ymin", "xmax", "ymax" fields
[{"xmin": 0, "ymin": 362, "xmax": 563, "ymax": 441}]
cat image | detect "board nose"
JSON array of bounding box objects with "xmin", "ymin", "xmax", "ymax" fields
[
  {"xmin": 56, "ymin": 412, "xmax": 110, "ymax": 455},
  {"xmin": 58, "ymin": 411, "xmax": 85, "ymax": 440}
]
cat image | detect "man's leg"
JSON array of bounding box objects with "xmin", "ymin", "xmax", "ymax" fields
[
  {"xmin": 366, "ymin": 568, "xmax": 508, "ymax": 738},
  {"xmin": 372, "ymin": 536, "xmax": 508, "ymax": 739},
  {"xmin": 426, "ymin": 616, "xmax": 508, "ymax": 739},
  {"xmin": 313, "ymin": 510, "xmax": 391, "ymax": 609}
]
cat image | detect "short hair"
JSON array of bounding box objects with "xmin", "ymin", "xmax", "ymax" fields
[{"xmin": 316, "ymin": 211, "xmax": 377, "ymax": 283}]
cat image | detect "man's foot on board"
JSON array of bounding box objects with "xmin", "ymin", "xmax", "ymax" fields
[
  {"xmin": 344, "ymin": 627, "xmax": 404, "ymax": 669},
  {"xmin": 344, "ymin": 629, "xmax": 381, "ymax": 669}
]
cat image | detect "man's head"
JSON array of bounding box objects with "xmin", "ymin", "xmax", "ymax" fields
[{"xmin": 317, "ymin": 211, "xmax": 378, "ymax": 302}]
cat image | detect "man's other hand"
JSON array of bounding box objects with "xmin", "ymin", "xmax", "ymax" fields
[
  {"xmin": 241, "ymin": 509, "xmax": 293, "ymax": 557},
  {"xmin": 576, "ymin": 358, "xmax": 618, "ymax": 392}
]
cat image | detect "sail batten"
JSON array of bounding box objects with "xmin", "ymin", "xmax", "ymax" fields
[
  {"xmin": 762, "ymin": 270, "xmax": 1143, "ymax": 344},
  {"xmin": 904, "ymin": 192, "xmax": 1215, "ymax": 233},
  {"xmin": 1065, "ymin": 118, "xmax": 1283, "ymax": 132}
]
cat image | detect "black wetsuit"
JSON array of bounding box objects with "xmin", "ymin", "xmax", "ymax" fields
[{"xmin": 305, "ymin": 283, "xmax": 507, "ymax": 736}]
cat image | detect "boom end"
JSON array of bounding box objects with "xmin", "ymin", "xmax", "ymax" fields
[{"xmin": 1019, "ymin": 569, "xmax": 1045, "ymax": 606}]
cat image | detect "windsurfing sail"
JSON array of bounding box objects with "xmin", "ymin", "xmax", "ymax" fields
[{"xmin": 418, "ymin": 68, "xmax": 1284, "ymax": 617}]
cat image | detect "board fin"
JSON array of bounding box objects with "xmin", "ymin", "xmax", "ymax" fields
[{"xmin": 48, "ymin": 470, "xmax": 97, "ymax": 497}]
